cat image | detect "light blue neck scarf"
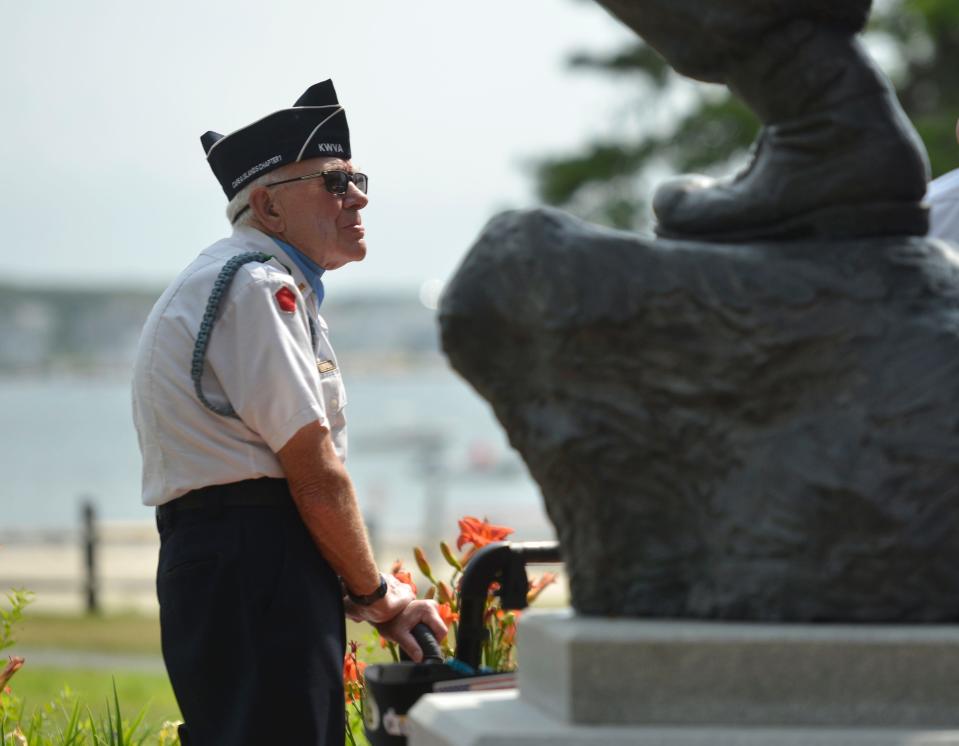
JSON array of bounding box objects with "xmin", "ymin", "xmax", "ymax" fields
[{"xmin": 270, "ymin": 236, "xmax": 326, "ymax": 308}]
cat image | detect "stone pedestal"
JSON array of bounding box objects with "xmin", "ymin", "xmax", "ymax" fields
[{"xmin": 407, "ymin": 610, "xmax": 959, "ymax": 745}]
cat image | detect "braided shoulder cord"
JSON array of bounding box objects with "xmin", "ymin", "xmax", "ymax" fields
[{"xmin": 191, "ymin": 251, "xmax": 274, "ymax": 418}]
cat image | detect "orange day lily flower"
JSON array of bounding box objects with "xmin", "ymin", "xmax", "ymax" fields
[
  {"xmin": 527, "ymin": 572, "xmax": 558, "ymax": 603},
  {"xmin": 437, "ymin": 603, "xmax": 460, "ymax": 626},
  {"xmin": 456, "ymin": 516, "xmax": 514, "ymax": 552},
  {"xmin": 343, "ymin": 642, "xmax": 366, "ymax": 704},
  {"xmin": 393, "ymin": 568, "xmax": 417, "ymax": 596},
  {"xmin": 496, "ymin": 609, "xmax": 520, "ymax": 645}
]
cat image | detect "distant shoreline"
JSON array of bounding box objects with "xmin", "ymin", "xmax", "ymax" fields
[{"xmin": 0, "ymin": 284, "xmax": 445, "ymax": 376}]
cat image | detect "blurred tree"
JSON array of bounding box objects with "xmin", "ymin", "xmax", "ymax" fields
[{"xmin": 534, "ymin": 0, "xmax": 959, "ymax": 230}]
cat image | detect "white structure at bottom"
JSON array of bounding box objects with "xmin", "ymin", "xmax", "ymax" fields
[{"xmin": 407, "ymin": 609, "xmax": 959, "ymax": 746}]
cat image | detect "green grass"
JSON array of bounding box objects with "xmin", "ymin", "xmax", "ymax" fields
[
  {"xmin": 9, "ymin": 613, "xmax": 175, "ymax": 729},
  {"xmin": 9, "ymin": 667, "xmax": 180, "ymax": 725},
  {"xmin": 8, "ymin": 611, "xmax": 387, "ymax": 723},
  {"xmin": 7, "ymin": 608, "xmax": 413, "ymax": 738},
  {"xmin": 16, "ymin": 610, "xmax": 383, "ymax": 658},
  {"xmin": 15, "ymin": 612, "xmax": 162, "ymax": 655}
]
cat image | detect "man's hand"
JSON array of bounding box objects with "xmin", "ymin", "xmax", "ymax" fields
[
  {"xmin": 344, "ymin": 575, "xmax": 448, "ymax": 661},
  {"xmin": 344, "ymin": 573, "xmax": 415, "ymax": 624},
  {"xmin": 374, "ymin": 599, "xmax": 448, "ymax": 663}
]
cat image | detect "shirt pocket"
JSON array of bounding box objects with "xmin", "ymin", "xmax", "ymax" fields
[{"xmin": 318, "ymin": 368, "xmax": 347, "ymax": 424}]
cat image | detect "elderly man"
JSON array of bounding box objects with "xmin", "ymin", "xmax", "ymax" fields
[
  {"xmin": 132, "ymin": 80, "xmax": 446, "ymax": 745},
  {"xmin": 595, "ymin": 0, "xmax": 929, "ymax": 240}
]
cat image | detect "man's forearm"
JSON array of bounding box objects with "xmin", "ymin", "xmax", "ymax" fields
[
  {"xmin": 291, "ymin": 466, "xmax": 381, "ymax": 595},
  {"xmin": 277, "ymin": 420, "xmax": 381, "ymax": 596}
]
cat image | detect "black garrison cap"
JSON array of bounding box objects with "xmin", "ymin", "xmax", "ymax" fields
[{"xmin": 201, "ymin": 79, "xmax": 351, "ymax": 200}]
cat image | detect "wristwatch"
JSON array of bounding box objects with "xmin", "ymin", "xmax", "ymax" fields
[{"xmin": 345, "ymin": 573, "xmax": 388, "ymax": 606}]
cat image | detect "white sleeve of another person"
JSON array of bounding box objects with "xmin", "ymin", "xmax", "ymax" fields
[{"xmin": 927, "ymin": 169, "xmax": 959, "ymax": 243}]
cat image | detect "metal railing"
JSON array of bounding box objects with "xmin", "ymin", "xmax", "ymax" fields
[{"xmin": 0, "ymin": 500, "xmax": 156, "ymax": 614}]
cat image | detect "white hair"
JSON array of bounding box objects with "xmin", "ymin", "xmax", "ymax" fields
[
  {"xmin": 226, "ymin": 171, "xmax": 274, "ymax": 226},
  {"xmin": 225, "ymin": 164, "xmax": 300, "ymax": 226}
]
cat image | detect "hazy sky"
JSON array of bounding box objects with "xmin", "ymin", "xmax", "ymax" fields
[{"xmin": 2, "ymin": 0, "xmax": 635, "ymax": 295}]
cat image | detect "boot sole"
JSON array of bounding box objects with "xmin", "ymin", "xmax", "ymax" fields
[{"xmin": 655, "ymin": 202, "xmax": 930, "ymax": 243}]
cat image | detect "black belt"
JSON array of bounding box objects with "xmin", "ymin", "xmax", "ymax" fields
[{"xmin": 157, "ymin": 477, "xmax": 292, "ymax": 520}]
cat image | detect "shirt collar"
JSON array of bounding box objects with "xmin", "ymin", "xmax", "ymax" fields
[
  {"xmin": 269, "ymin": 236, "xmax": 326, "ymax": 308},
  {"xmin": 228, "ymin": 225, "xmax": 308, "ymax": 299}
]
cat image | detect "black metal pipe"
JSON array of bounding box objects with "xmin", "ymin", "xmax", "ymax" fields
[
  {"xmin": 510, "ymin": 541, "xmax": 563, "ymax": 565},
  {"xmin": 454, "ymin": 541, "xmax": 561, "ymax": 669}
]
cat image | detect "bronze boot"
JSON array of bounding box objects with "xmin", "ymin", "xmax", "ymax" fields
[{"xmin": 652, "ymin": 21, "xmax": 929, "ymax": 241}]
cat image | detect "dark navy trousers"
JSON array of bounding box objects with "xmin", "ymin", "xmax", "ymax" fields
[{"xmin": 156, "ymin": 483, "xmax": 345, "ymax": 745}]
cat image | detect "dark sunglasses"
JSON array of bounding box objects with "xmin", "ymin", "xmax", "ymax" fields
[
  {"xmin": 231, "ymin": 170, "xmax": 369, "ymax": 223},
  {"xmin": 267, "ymin": 169, "xmax": 369, "ymax": 196}
]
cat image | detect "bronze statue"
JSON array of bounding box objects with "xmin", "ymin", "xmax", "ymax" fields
[
  {"xmin": 594, "ymin": 0, "xmax": 929, "ymax": 241},
  {"xmin": 441, "ymin": 209, "xmax": 959, "ymax": 621},
  {"xmin": 438, "ymin": 1, "xmax": 959, "ymax": 621}
]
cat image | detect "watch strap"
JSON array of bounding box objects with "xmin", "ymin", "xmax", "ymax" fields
[{"xmin": 345, "ymin": 573, "xmax": 388, "ymax": 606}]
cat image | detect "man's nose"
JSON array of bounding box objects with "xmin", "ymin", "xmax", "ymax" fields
[{"xmin": 344, "ymin": 181, "xmax": 369, "ymax": 209}]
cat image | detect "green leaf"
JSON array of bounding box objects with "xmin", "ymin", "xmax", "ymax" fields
[{"xmin": 568, "ymin": 42, "xmax": 672, "ymax": 86}]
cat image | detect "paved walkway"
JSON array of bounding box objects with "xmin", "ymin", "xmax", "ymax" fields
[{"xmin": 10, "ymin": 647, "xmax": 165, "ymax": 673}]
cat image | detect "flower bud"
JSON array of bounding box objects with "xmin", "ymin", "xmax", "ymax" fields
[
  {"xmin": 0, "ymin": 657, "xmax": 24, "ymax": 690},
  {"xmin": 414, "ymin": 546, "xmax": 434, "ymax": 581},
  {"xmin": 440, "ymin": 541, "xmax": 462, "ymax": 571},
  {"xmin": 437, "ymin": 581, "xmax": 454, "ymax": 605}
]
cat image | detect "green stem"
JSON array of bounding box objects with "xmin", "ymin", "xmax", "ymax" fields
[{"xmin": 346, "ymin": 721, "xmax": 359, "ymax": 746}]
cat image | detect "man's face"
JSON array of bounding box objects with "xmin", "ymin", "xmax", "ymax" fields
[{"xmin": 269, "ymin": 157, "xmax": 369, "ymax": 270}]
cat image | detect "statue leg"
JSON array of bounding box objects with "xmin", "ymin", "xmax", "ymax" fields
[
  {"xmin": 596, "ymin": 0, "xmax": 872, "ymax": 79},
  {"xmin": 594, "ymin": 0, "xmax": 929, "ymax": 241}
]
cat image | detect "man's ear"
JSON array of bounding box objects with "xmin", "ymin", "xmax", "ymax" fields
[{"xmin": 249, "ymin": 186, "xmax": 284, "ymax": 231}]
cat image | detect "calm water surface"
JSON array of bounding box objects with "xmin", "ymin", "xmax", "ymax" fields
[{"xmin": 0, "ymin": 370, "xmax": 553, "ymax": 540}]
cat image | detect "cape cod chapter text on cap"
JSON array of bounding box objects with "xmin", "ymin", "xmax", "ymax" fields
[{"xmin": 201, "ymin": 79, "xmax": 352, "ymax": 200}]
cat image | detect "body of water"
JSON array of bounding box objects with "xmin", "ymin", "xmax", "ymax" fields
[{"xmin": 0, "ymin": 369, "xmax": 554, "ymax": 543}]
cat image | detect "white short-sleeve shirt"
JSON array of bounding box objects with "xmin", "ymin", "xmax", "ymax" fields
[
  {"xmin": 927, "ymin": 168, "xmax": 959, "ymax": 242},
  {"xmin": 132, "ymin": 225, "xmax": 347, "ymax": 506}
]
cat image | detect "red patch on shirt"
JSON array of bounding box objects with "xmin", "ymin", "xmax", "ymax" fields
[{"xmin": 275, "ymin": 286, "xmax": 297, "ymax": 314}]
